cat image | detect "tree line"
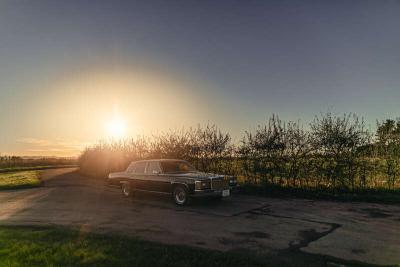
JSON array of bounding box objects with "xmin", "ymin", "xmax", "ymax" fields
[{"xmin": 79, "ymin": 112, "xmax": 400, "ymax": 192}]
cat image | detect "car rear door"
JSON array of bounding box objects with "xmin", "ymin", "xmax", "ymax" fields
[
  {"xmin": 145, "ymin": 161, "xmax": 171, "ymax": 193},
  {"xmin": 131, "ymin": 161, "xmax": 147, "ymax": 190}
]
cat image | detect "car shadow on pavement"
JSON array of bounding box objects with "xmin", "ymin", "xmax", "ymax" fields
[{"xmin": 125, "ymin": 190, "xmax": 270, "ymax": 217}]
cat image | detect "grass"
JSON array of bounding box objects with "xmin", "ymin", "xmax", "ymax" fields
[
  {"xmin": 0, "ymin": 165, "xmax": 77, "ymax": 173},
  {"xmin": 0, "ymin": 225, "xmax": 373, "ymax": 267},
  {"xmin": 0, "ymin": 171, "xmax": 41, "ymax": 190}
]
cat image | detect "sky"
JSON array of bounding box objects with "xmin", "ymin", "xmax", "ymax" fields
[{"xmin": 0, "ymin": 0, "xmax": 399, "ymax": 156}]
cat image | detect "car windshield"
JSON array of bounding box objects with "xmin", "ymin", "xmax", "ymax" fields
[{"xmin": 160, "ymin": 161, "xmax": 196, "ymax": 173}]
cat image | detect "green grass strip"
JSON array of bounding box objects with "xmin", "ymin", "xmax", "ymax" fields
[
  {"xmin": 0, "ymin": 225, "xmax": 372, "ymax": 267},
  {"xmin": 0, "ymin": 171, "xmax": 41, "ymax": 190}
]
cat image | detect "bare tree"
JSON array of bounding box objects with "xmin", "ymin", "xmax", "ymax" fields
[
  {"xmin": 310, "ymin": 112, "xmax": 370, "ymax": 190},
  {"xmin": 376, "ymin": 119, "xmax": 400, "ymax": 189},
  {"xmin": 239, "ymin": 115, "xmax": 286, "ymax": 185}
]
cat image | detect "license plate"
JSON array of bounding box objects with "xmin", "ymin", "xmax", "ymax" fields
[{"xmin": 222, "ymin": 189, "xmax": 230, "ymax": 197}]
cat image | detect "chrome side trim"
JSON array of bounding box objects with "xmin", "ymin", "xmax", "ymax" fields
[{"xmin": 133, "ymin": 188, "xmax": 171, "ymax": 195}]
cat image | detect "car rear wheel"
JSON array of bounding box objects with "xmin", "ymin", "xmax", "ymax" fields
[
  {"xmin": 173, "ymin": 185, "xmax": 189, "ymax": 206},
  {"xmin": 121, "ymin": 183, "xmax": 132, "ymax": 197}
]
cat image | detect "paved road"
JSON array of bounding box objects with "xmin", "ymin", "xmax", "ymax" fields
[{"xmin": 1, "ymin": 168, "xmax": 399, "ymax": 266}]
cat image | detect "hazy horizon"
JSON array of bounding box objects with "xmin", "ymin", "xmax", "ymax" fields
[{"xmin": 1, "ymin": 1, "xmax": 399, "ymax": 157}]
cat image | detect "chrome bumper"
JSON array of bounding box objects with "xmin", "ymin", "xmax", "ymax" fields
[{"xmin": 192, "ymin": 189, "xmax": 229, "ymax": 197}]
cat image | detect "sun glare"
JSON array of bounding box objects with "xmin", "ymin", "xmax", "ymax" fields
[{"xmin": 106, "ymin": 117, "xmax": 126, "ymax": 139}]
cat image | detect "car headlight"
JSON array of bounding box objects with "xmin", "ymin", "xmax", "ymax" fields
[{"xmin": 195, "ymin": 179, "xmax": 211, "ymax": 190}]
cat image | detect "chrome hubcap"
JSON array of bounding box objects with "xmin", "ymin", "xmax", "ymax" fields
[
  {"xmin": 122, "ymin": 184, "xmax": 129, "ymax": 196},
  {"xmin": 175, "ymin": 189, "xmax": 186, "ymax": 204}
]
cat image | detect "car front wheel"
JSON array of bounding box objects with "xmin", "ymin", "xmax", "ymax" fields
[
  {"xmin": 121, "ymin": 183, "xmax": 132, "ymax": 197},
  {"xmin": 173, "ymin": 185, "xmax": 189, "ymax": 206}
]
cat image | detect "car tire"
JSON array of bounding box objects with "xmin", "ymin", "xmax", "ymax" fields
[
  {"xmin": 173, "ymin": 185, "xmax": 189, "ymax": 206},
  {"xmin": 121, "ymin": 183, "xmax": 133, "ymax": 197}
]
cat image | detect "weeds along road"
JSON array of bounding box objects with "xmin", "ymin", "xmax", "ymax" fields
[{"xmin": 0, "ymin": 168, "xmax": 399, "ymax": 266}]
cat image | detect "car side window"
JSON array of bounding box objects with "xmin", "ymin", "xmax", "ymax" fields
[
  {"xmin": 133, "ymin": 162, "xmax": 146, "ymax": 174},
  {"xmin": 126, "ymin": 163, "xmax": 136, "ymax": 173},
  {"xmin": 146, "ymin": 162, "xmax": 161, "ymax": 174}
]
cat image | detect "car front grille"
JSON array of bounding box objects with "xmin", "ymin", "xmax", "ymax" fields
[{"xmin": 211, "ymin": 178, "xmax": 228, "ymax": 190}]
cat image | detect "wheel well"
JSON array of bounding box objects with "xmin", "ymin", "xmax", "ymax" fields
[{"xmin": 171, "ymin": 183, "xmax": 189, "ymax": 193}]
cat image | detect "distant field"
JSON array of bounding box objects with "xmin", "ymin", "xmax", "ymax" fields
[
  {"xmin": 0, "ymin": 170, "xmax": 41, "ymax": 190},
  {"xmin": 0, "ymin": 226, "xmax": 333, "ymax": 267}
]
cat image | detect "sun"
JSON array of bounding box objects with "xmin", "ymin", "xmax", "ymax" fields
[{"xmin": 106, "ymin": 117, "xmax": 126, "ymax": 139}]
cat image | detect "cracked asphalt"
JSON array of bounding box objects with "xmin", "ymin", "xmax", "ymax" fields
[{"xmin": 1, "ymin": 168, "xmax": 399, "ymax": 266}]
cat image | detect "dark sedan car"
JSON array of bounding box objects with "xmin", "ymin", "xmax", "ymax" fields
[{"xmin": 108, "ymin": 159, "xmax": 237, "ymax": 205}]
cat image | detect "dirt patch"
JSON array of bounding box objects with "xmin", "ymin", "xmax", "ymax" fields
[
  {"xmin": 247, "ymin": 205, "xmax": 272, "ymax": 215},
  {"xmin": 360, "ymin": 208, "xmax": 392, "ymax": 218},
  {"xmin": 289, "ymin": 224, "xmax": 341, "ymax": 251},
  {"xmin": 218, "ymin": 237, "xmax": 236, "ymax": 245},
  {"xmin": 135, "ymin": 227, "xmax": 171, "ymax": 234},
  {"xmin": 218, "ymin": 236, "xmax": 266, "ymax": 251},
  {"xmin": 351, "ymin": 248, "xmax": 366, "ymax": 254},
  {"xmin": 290, "ymin": 229, "xmax": 322, "ymax": 250},
  {"xmin": 234, "ymin": 231, "xmax": 270, "ymax": 239},
  {"xmin": 300, "ymin": 229, "xmax": 323, "ymax": 242}
]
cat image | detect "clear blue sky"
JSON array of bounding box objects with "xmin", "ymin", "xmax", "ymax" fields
[{"xmin": 0, "ymin": 1, "xmax": 399, "ymax": 156}]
